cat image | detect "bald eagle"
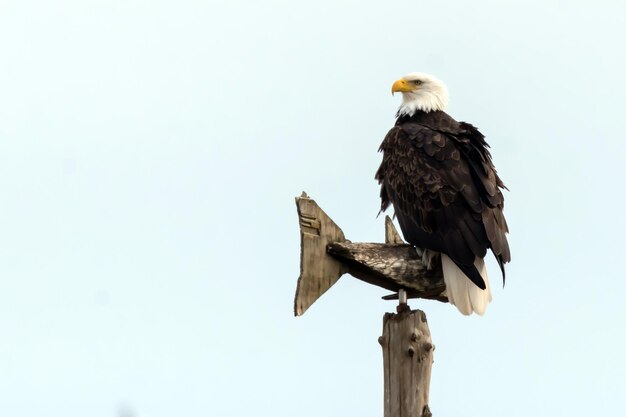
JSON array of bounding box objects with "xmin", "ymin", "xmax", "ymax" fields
[{"xmin": 375, "ymin": 73, "xmax": 510, "ymax": 315}]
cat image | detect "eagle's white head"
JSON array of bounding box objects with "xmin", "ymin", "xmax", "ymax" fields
[{"xmin": 392, "ymin": 72, "xmax": 449, "ymax": 116}]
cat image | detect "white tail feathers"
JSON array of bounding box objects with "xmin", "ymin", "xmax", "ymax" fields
[{"xmin": 441, "ymin": 254, "xmax": 492, "ymax": 316}]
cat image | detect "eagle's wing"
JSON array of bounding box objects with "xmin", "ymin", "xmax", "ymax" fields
[
  {"xmin": 456, "ymin": 122, "xmax": 511, "ymax": 277},
  {"xmin": 375, "ymin": 123, "xmax": 510, "ymax": 289}
]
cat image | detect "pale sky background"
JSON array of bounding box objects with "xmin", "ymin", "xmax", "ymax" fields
[{"xmin": 1, "ymin": 1, "xmax": 625, "ymax": 416}]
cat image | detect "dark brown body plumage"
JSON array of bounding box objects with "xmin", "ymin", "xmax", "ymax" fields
[{"xmin": 375, "ymin": 110, "xmax": 510, "ymax": 289}]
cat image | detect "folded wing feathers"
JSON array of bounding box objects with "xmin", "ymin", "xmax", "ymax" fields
[{"xmin": 377, "ymin": 114, "xmax": 509, "ymax": 315}]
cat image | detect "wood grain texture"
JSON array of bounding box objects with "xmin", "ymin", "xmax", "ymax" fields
[
  {"xmin": 294, "ymin": 192, "xmax": 347, "ymax": 316},
  {"xmin": 294, "ymin": 193, "xmax": 447, "ymax": 316},
  {"xmin": 327, "ymin": 242, "xmax": 446, "ymax": 300},
  {"xmin": 385, "ymin": 216, "xmax": 405, "ymax": 244},
  {"xmin": 380, "ymin": 309, "xmax": 434, "ymax": 417}
]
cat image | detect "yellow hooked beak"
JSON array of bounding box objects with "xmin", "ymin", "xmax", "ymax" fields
[{"xmin": 391, "ymin": 78, "xmax": 415, "ymax": 95}]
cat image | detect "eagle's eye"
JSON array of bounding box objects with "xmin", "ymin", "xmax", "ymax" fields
[{"xmin": 413, "ymin": 80, "xmax": 423, "ymax": 85}]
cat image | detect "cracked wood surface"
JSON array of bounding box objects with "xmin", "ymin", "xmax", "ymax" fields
[
  {"xmin": 380, "ymin": 309, "xmax": 434, "ymax": 417},
  {"xmin": 327, "ymin": 242, "xmax": 446, "ymax": 300},
  {"xmin": 294, "ymin": 192, "xmax": 447, "ymax": 316}
]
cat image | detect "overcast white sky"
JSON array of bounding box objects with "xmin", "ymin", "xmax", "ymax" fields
[{"xmin": 1, "ymin": 1, "xmax": 626, "ymax": 416}]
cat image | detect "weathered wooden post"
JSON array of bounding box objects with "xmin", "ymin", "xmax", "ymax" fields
[
  {"xmin": 294, "ymin": 192, "xmax": 445, "ymax": 416},
  {"xmin": 380, "ymin": 308, "xmax": 433, "ymax": 417}
]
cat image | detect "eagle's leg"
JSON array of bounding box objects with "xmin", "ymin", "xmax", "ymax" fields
[{"xmin": 415, "ymin": 247, "xmax": 440, "ymax": 270}]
